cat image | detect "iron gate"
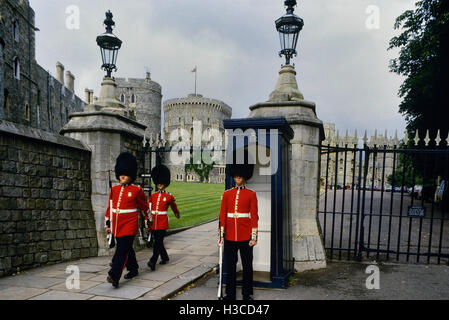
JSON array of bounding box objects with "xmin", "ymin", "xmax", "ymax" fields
[{"xmin": 319, "ymin": 142, "xmax": 449, "ymax": 264}]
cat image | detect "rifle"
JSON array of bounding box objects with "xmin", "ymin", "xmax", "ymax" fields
[
  {"xmin": 107, "ymin": 170, "xmax": 115, "ymax": 248},
  {"xmin": 217, "ymin": 240, "xmax": 224, "ymax": 300}
]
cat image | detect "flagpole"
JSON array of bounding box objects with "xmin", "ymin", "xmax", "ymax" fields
[{"xmin": 194, "ymin": 65, "xmax": 197, "ymax": 97}]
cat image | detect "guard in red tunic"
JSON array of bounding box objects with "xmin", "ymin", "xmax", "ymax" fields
[
  {"xmin": 105, "ymin": 152, "xmax": 149, "ymax": 288},
  {"xmin": 218, "ymin": 156, "xmax": 258, "ymax": 300},
  {"xmin": 146, "ymin": 164, "xmax": 180, "ymax": 271}
]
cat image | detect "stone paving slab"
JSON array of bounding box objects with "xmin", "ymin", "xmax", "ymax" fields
[
  {"xmin": 139, "ymin": 271, "xmax": 178, "ymax": 282},
  {"xmin": 82, "ymin": 282, "xmax": 152, "ymax": 299},
  {"xmin": 0, "ymin": 286, "xmax": 48, "ymax": 300},
  {"xmin": 29, "ymin": 290, "xmax": 94, "ymax": 300},
  {"xmin": 126, "ymin": 279, "xmax": 162, "ymax": 289},
  {"xmin": 143, "ymin": 278, "xmax": 191, "ymax": 299},
  {"xmin": 0, "ymin": 275, "xmax": 65, "ymax": 289},
  {"xmin": 47, "ymin": 280, "xmax": 102, "ymax": 293}
]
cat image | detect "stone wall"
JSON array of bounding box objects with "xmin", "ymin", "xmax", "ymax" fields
[
  {"xmin": 0, "ymin": 120, "xmax": 97, "ymax": 277},
  {"xmin": 0, "ymin": 0, "xmax": 85, "ymax": 133}
]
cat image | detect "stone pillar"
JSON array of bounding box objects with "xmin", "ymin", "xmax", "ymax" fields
[
  {"xmin": 61, "ymin": 77, "xmax": 146, "ymax": 256},
  {"xmin": 65, "ymin": 70, "xmax": 74, "ymax": 92},
  {"xmin": 56, "ymin": 62, "xmax": 65, "ymax": 85},
  {"xmin": 249, "ymin": 64, "xmax": 326, "ymax": 272}
]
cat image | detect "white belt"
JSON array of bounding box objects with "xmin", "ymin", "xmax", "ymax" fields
[
  {"xmin": 152, "ymin": 211, "xmax": 168, "ymax": 215},
  {"xmin": 112, "ymin": 208, "xmax": 137, "ymax": 214},
  {"xmin": 227, "ymin": 213, "xmax": 250, "ymax": 218}
]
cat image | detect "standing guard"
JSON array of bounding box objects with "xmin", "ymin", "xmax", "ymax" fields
[
  {"xmin": 146, "ymin": 164, "xmax": 180, "ymax": 271},
  {"xmin": 105, "ymin": 152, "xmax": 149, "ymax": 288},
  {"xmin": 218, "ymin": 155, "xmax": 259, "ymax": 300}
]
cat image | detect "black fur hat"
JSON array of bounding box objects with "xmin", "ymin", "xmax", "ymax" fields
[
  {"xmin": 226, "ymin": 149, "xmax": 254, "ymax": 181},
  {"xmin": 115, "ymin": 152, "xmax": 138, "ymax": 182},
  {"xmin": 151, "ymin": 164, "xmax": 171, "ymax": 187}
]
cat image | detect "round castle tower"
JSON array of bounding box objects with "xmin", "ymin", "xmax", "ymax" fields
[
  {"xmin": 115, "ymin": 72, "xmax": 162, "ymax": 137},
  {"xmin": 163, "ymin": 93, "xmax": 232, "ymax": 183}
]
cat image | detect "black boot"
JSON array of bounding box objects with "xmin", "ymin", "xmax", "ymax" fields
[
  {"xmin": 147, "ymin": 260, "xmax": 156, "ymax": 271},
  {"xmin": 124, "ymin": 270, "xmax": 138, "ymax": 279},
  {"xmin": 107, "ymin": 276, "xmax": 119, "ymax": 288}
]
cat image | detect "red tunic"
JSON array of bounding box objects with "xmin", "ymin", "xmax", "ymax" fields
[
  {"xmin": 105, "ymin": 184, "xmax": 149, "ymax": 237},
  {"xmin": 219, "ymin": 186, "xmax": 258, "ymax": 242},
  {"xmin": 147, "ymin": 190, "xmax": 180, "ymax": 230}
]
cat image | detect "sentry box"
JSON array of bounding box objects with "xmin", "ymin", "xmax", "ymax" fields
[{"xmin": 223, "ymin": 117, "xmax": 294, "ymax": 288}]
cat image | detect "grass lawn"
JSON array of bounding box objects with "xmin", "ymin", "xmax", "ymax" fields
[{"xmin": 160, "ymin": 181, "xmax": 225, "ymax": 230}]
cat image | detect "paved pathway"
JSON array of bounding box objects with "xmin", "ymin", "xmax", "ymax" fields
[{"xmin": 0, "ymin": 221, "xmax": 218, "ymax": 300}]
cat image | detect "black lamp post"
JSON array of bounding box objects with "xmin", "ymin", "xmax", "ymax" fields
[
  {"xmin": 96, "ymin": 10, "xmax": 122, "ymax": 78},
  {"xmin": 275, "ymin": 0, "xmax": 304, "ymax": 65}
]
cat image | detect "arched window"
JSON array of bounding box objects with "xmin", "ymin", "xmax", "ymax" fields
[
  {"xmin": 13, "ymin": 20, "xmax": 19, "ymax": 42},
  {"xmin": 131, "ymin": 94, "xmax": 136, "ymax": 103},
  {"xmin": 120, "ymin": 94, "xmax": 125, "ymax": 103},
  {"xmin": 13, "ymin": 57, "xmax": 20, "ymax": 79},
  {"xmin": 25, "ymin": 103, "xmax": 30, "ymax": 121}
]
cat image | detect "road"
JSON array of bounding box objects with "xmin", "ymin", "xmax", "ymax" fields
[{"xmin": 319, "ymin": 189, "xmax": 449, "ymax": 264}]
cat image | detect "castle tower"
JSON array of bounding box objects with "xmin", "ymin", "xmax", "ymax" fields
[
  {"xmin": 163, "ymin": 93, "xmax": 232, "ymax": 183},
  {"xmin": 115, "ymin": 71, "xmax": 162, "ymax": 137}
]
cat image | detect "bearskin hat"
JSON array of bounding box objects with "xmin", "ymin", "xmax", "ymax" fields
[
  {"xmin": 151, "ymin": 164, "xmax": 171, "ymax": 187},
  {"xmin": 226, "ymin": 148, "xmax": 254, "ymax": 181},
  {"xmin": 115, "ymin": 152, "xmax": 138, "ymax": 182}
]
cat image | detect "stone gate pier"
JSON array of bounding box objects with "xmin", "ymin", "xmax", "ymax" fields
[{"xmin": 249, "ymin": 64, "xmax": 326, "ymax": 272}]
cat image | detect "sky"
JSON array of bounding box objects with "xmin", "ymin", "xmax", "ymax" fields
[{"xmin": 29, "ymin": 0, "xmax": 417, "ymax": 141}]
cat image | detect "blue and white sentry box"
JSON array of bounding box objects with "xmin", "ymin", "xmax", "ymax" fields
[{"xmin": 222, "ymin": 117, "xmax": 294, "ymax": 289}]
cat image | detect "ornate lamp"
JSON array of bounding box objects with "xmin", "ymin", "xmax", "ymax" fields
[
  {"xmin": 96, "ymin": 10, "xmax": 122, "ymax": 78},
  {"xmin": 275, "ymin": 0, "xmax": 304, "ymax": 65}
]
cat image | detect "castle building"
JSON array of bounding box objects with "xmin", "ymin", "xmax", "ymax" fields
[
  {"xmin": 321, "ymin": 122, "xmax": 399, "ymax": 189},
  {"xmin": 115, "ymin": 71, "xmax": 162, "ymax": 137},
  {"xmin": 163, "ymin": 93, "xmax": 232, "ymax": 184},
  {"xmin": 0, "ymin": 0, "xmax": 85, "ymax": 133}
]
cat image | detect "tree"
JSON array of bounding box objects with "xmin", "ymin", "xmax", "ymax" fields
[
  {"xmin": 388, "ymin": 0, "xmax": 449, "ymax": 145},
  {"xmin": 185, "ymin": 153, "xmax": 216, "ymax": 183}
]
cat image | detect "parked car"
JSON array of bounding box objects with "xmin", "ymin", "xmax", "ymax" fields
[
  {"xmin": 386, "ymin": 186, "xmax": 393, "ymax": 192},
  {"xmin": 410, "ymin": 185, "xmax": 422, "ymax": 199}
]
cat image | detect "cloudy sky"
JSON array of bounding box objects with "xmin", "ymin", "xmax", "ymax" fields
[{"xmin": 30, "ymin": 0, "xmax": 417, "ymax": 141}]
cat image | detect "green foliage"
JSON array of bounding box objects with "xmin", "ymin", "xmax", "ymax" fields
[
  {"xmin": 388, "ymin": 0, "xmax": 449, "ymax": 143},
  {"xmin": 184, "ymin": 153, "xmax": 216, "ymax": 183}
]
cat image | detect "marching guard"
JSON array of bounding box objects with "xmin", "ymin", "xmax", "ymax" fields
[
  {"xmin": 218, "ymin": 155, "xmax": 259, "ymax": 300},
  {"xmin": 146, "ymin": 164, "xmax": 180, "ymax": 271},
  {"xmin": 105, "ymin": 152, "xmax": 149, "ymax": 288}
]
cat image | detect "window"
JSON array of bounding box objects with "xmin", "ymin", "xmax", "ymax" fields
[
  {"xmin": 131, "ymin": 94, "xmax": 136, "ymax": 103},
  {"xmin": 13, "ymin": 20, "xmax": 19, "ymax": 42},
  {"xmin": 13, "ymin": 57, "xmax": 20, "ymax": 79},
  {"xmin": 4, "ymin": 89, "xmax": 9, "ymax": 113},
  {"xmin": 120, "ymin": 94, "xmax": 125, "ymax": 103},
  {"xmin": 25, "ymin": 104, "xmax": 30, "ymax": 121}
]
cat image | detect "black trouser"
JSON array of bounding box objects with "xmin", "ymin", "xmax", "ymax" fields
[
  {"xmin": 108, "ymin": 235, "xmax": 138, "ymax": 280},
  {"xmin": 150, "ymin": 229, "xmax": 169, "ymax": 264},
  {"xmin": 224, "ymin": 240, "xmax": 253, "ymax": 298}
]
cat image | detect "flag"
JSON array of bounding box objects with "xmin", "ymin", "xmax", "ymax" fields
[{"xmin": 191, "ymin": 66, "xmax": 197, "ymax": 73}]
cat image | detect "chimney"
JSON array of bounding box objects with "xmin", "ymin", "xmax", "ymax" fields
[
  {"xmin": 84, "ymin": 89, "xmax": 94, "ymax": 104},
  {"xmin": 84, "ymin": 88, "xmax": 90, "ymax": 103},
  {"xmin": 65, "ymin": 71, "xmax": 75, "ymax": 92},
  {"xmin": 146, "ymin": 71, "xmax": 151, "ymax": 81},
  {"xmin": 56, "ymin": 62, "xmax": 65, "ymax": 85}
]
